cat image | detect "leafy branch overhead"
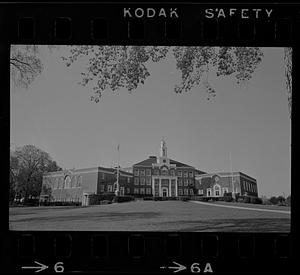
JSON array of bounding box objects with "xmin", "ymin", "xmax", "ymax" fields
[
  {"xmin": 10, "ymin": 45, "xmax": 43, "ymax": 89},
  {"xmin": 61, "ymin": 46, "xmax": 264, "ymax": 102}
]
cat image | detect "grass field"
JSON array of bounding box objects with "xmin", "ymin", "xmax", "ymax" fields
[{"xmin": 9, "ymin": 200, "xmax": 290, "ymax": 232}]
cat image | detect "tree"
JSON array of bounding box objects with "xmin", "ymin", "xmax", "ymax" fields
[
  {"xmin": 10, "ymin": 45, "xmax": 58, "ymax": 89},
  {"xmin": 62, "ymin": 46, "xmax": 265, "ymax": 102},
  {"xmin": 269, "ymin": 196, "xmax": 279, "ymax": 205},
  {"xmin": 9, "ymin": 145, "xmax": 62, "ymax": 203},
  {"xmin": 284, "ymin": 48, "xmax": 292, "ymax": 117},
  {"xmin": 286, "ymin": 195, "xmax": 291, "ymax": 206},
  {"xmin": 10, "ymin": 45, "xmax": 43, "ymax": 89}
]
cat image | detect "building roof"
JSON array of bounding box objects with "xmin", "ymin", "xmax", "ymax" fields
[
  {"xmin": 44, "ymin": 166, "xmax": 133, "ymax": 177},
  {"xmin": 195, "ymin": 172, "xmax": 256, "ymax": 182},
  {"xmin": 133, "ymin": 156, "xmax": 204, "ymax": 170}
]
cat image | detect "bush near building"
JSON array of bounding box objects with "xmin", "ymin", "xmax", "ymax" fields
[{"xmin": 113, "ymin": 196, "xmax": 135, "ymax": 203}]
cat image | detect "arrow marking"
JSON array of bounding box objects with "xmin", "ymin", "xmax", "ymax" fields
[
  {"xmin": 169, "ymin": 261, "xmax": 187, "ymax": 273},
  {"xmin": 22, "ymin": 261, "xmax": 48, "ymax": 273}
]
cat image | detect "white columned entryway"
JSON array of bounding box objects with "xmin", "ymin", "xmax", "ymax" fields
[
  {"xmin": 168, "ymin": 179, "xmax": 171, "ymax": 197},
  {"xmin": 175, "ymin": 179, "xmax": 178, "ymax": 196},
  {"xmin": 159, "ymin": 178, "xmax": 162, "ymax": 196},
  {"xmin": 152, "ymin": 178, "xmax": 155, "ymax": 197}
]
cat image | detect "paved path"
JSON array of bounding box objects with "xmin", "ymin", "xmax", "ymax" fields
[{"xmin": 191, "ymin": 201, "xmax": 291, "ymax": 214}]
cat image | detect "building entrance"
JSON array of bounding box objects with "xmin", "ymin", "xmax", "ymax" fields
[{"xmin": 162, "ymin": 187, "xmax": 168, "ymax": 197}]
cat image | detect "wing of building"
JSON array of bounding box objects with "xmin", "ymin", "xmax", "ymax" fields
[{"xmin": 195, "ymin": 172, "xmax": 258, "ymax": 198}]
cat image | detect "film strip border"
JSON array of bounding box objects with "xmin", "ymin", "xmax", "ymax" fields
[
  {"xmin": 2, "ymin": 232, "xmax": 292, "ymax": 273},
  {"xmin": 2, "ymin": 3, "xmax": 300, "ymax": 45}
]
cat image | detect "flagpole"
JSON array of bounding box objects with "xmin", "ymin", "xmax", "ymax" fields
[
  {"xmin": 116, "ymin": 144, "xmax": 120, "ymax": 196},
  {"xmin": 229, "ymin": 151, "xmax": 235, "ymax": 200}
]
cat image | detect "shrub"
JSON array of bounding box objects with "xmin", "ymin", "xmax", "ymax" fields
[
  {"xmin": 224, "ymin": 196, "xmax": 233, "ymax": 202},
  {"xmin": 250, "ymin": 197, "xmax": 263, "ymax": 204},
  {"xmin": 99, "ymin": 192, "xmax": 115, "ymax": 201},
  {"xmin": 180, "ymin": 196, "xmax": 190, "ymax": 201},
  {"xmin": 143, "ymin": 197, "xmax": 154, "ymax": 200},
  {"xmin": 100, "ymin": 200, "xmax": 112, "ymax": 205},
  {"xmin": 154, "ymin": 197, "xmax": 162, "ymax": 201},
  {"xmin": 113, "ymin": 196, "xmax": 134, "ymax": 203},
  {"xmin": 243, "ymin": 196, "xmax": 251, "ymax": 203}
]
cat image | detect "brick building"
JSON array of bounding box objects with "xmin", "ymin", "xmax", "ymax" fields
[
  {"xmin": 195, "ymin": 172, "xmax": 258, "ymax": 198},
  {"xmin": 41, "ymin": 166, "xmax": 133, "ymax": 204},
  {"xmin": 132, "ymin": 139, "xmax": 206, "ymax": 197}
]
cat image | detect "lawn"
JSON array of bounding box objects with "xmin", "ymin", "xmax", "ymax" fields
[{"xmin": 9, "ymin": 200, "xmax": 290, "ymax": 232}]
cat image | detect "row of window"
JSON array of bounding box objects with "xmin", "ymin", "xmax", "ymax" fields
[
  {"xmin": 134, "ymin": 168, "xmax": 194, "ymax": 177},
  {"xmin": 243, "ymin": 180, "xmax": 257, "ymax": 193},
  {"xmin": 132, "ymin": 188, "xmax": 194, "ymax": 195},
  {"xmin": 52, "ymin": 176, "xmax": 82, "ymax": 190},
  {"xmin": 178, "ymin": 189, "xmax": 194, "ymax": 195},
  {"xmin": 100, "ymin": 184, "xmax": 131, "ymax": 194},
  {"xmin": 134, "ymin": 178, "xmax": 194, "ymax": 186},
  {"xmin": 199, "ymin": 187, "xmax": 229, "ymax": 197},
  {"xmin": 133, "ymin": 188, "xmax": 152, "ymax": 194},
  {"xmin": 134, "ymin": 177, "xmax": 152, "ymax": 185}
]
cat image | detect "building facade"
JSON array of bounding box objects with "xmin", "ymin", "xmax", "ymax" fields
[
  {"xmin": 41, "ymin": 139, "xmax": 259, "ymax": 203},
  {"xmin": 195, "ymin": 172, "xmax": 258, "ymax": 198},
  {"xmin": 132, "ymin": 139, "xmax": 206, "ymax": 197},
  {"xmin": 41, "ymin": 167, "xmax": 133, "ymax": 203}
]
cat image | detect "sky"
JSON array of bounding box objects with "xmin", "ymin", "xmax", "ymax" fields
[{"xmin": 10, "ymin": 46, "xmax": 291, "ymax": 197}]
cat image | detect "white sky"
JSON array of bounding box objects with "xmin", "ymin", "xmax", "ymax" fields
[{"xmin": 10, "ymin": 46, "xmax": 291, "ymax": 197}]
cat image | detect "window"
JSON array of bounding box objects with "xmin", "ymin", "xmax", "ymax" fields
[
  {"xmin": 134, "ymin": 178, "xmax": 139, "ymax": 185},
  {"xmin": 155, "ymin": 179, "xmax": 159, "ymax": 185},
  {"xmin": 177, "ymin": 170, "xmax": 182, "ymax": 177},
  {"xmin": 64, "ymin": 176, "xmax": 71, "ymax": 189},
  {"xmin": 102, "ymin": 172, "xmax": 105, "ymax": 180},
  {"xmin": 107, "ymin": 185, "xmax": 113, "ymax": 192},
  {"xmin": 140, "ymin": 177, "xmax": 145, "ymax": 185},
  {"xmin": 178, "ymin": 189, "xmax": 183, "ymax": 195},
  {"xmin": 170, "ymin": 170, "xmax": 175, "ymax": 176},
  {"xmin": 184, "ymin": 171, "xmax": 188, "ymax": 177},
  {"xmin": 146, "ymin": 177, "xmax": 151, "ymax": 185},
  {"xmin": 59, "ymin": 178, "xmax": 63, "ymax": 189},
  {"xmin": 154, "ymin": 169, "xmax": 159, "ymax": 175},
  {"xmin": 146, "ymin": 169, "xmax": 151, "ymax": 176},
  {"xmin": 126, "ymin": 187, "xmax": 130, "ymax": 194},
  {"xmin": 146, "ymin": 188, "xmax": 152, "ymax": 194},
  {"xmin": 134, "ymin": 169, "xmax": 139, "ymax": 176},
  {"xmin": 178, "ymin": 179, "xmax": 182, "ymax": 186},
  {"xmin": 127, "ymin": 177, "xmax": 130, "ymax": 183},
  {"xmin": 189, "ymin": 171, "xmax": 193, "ymax": 177},
  {"xmin": 140, "ymin": 188, "xmax": 145, "ymax": 194},
  {"xmin": 100, "ymin": 185, "xmax": 105, "ymax": 192},
  {"xmin": 161, "ymin": 167, "xmax": 168, "ymax": 176},
  {"xmin": 140, "ymin": 170, "xmax": 145, "ymax": 176},
  {"xmin": 53, "ymin": 178, "xmax": 58, "ymax": 189},
  {"xmin": 120, "ymin": 186, "xmax": 125, "ymax": 195},
  {"xmin": 189, "ymin": 189, "xmax": 194, "ymax": 195},
  {"xmin": 134, "ymin": 188, "xmax": 139, "ymax": 194},
  {"xmin": 214, "ymin": 184, "xmax": 221, "ymax": 196},
  {"xmin": 171, "ymin": 179, "xmax": 176, "ymax": 186},
  {"xmin": 78, "ymin": 176, "xmax": 82, "ymax": 187},
  {"xmin": 184, "ymin": 189, "xmax": 189, "ymax": 195},
  {"xmin": 207, "ymin": 188, "xmax": 212, "ymax": 197},
  {"xmin": 184, "ymin": 179, "xmax": 188, "ymax": 186},
  {"xmin": 199, "ymin": 189, "xmax": 204, "ymax": 195},
  {"xmin": 72, "ymin": 176, "xmax": 76, "ymax": 188}
]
